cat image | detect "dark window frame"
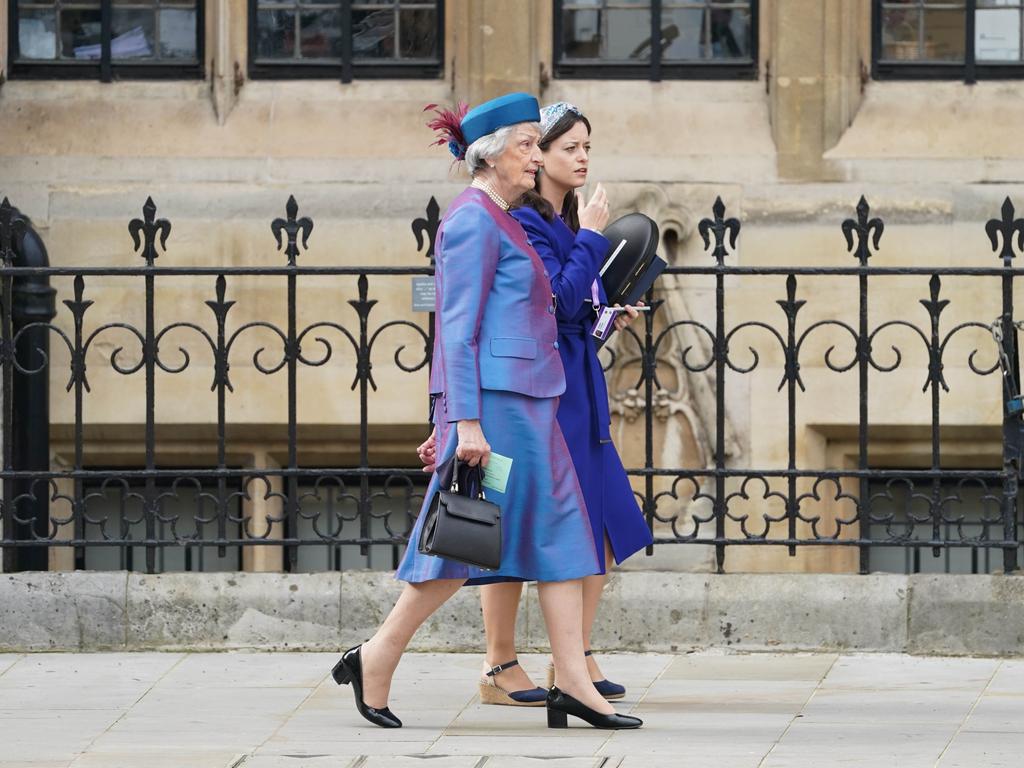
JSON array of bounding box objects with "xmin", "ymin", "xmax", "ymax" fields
[
  {"xmin": 873, "ymin": 0, "xmax": 1024, "ymax": 83},
  {"xmin": 247, "ymin": 0, "xmax": 445, "ymax": 82},
  {"xmin": 7, "ymin": 0, "xmax": 205, "ymax": 81},
  {"xmin": 77, "ymin": 467, "xmax": 245, "ymax": 573},
  {"xmin": 553, "ymin": 0, "xmax": 759, "ymax": 81},
  {"xmin": 864, "ymin": 470, "xmax": 1024, "ymax": 575}
]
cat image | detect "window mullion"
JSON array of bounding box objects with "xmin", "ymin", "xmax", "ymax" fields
[
  {"xmin": 965, "ymin": 0, "xmax": 977, "ymax": 83},
  {"xmin": 650, "ymin": 0, "xmax": 662, "ymax": 82},
  {"xmin": 340, "ymin": 0, "xmax": 352, "ymax": 83},
  {"xmin": 100, "ymin": 0, "xmax": 112, "ymax": 82}
]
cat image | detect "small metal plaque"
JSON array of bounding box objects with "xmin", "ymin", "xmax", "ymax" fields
[{"xmin": 412, "ymin": 276, "xmax": 436, "ymax": 312}]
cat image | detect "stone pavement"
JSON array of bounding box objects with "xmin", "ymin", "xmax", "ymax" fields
[{"xmin": 0, "ymin": 651, "xmax": 1022, "ymax": 768}]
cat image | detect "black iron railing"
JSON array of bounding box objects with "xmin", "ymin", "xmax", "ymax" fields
[{"xmin": 1, "ymin": 193, "xmax": 1023, "ymax": 574}]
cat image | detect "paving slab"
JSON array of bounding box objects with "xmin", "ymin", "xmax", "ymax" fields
[
  {"xmin": 963, "ymin": 694, "xmax": 1024, "ymax": 733},
  {"xmin": 68, "ymin": 751, "xmax": 244, "ymax": 768},
  {"xmin": 821, "ymin": 653, "xmax": 1000, "ymax": 690},
  {"xmin": 636, "ymin": 679, "xmax": 817, "ymax": 715},
  {"xmin": 240, "ymin": 758, "xmax": 360, "ymax": 768},
  {"xmin": 0, "ymin": 652, "xmax": 1021, "ymax": 766},
  {"xmin": 426, "ymin": 735, "xmax": 612, "ymax": 756},
  {"xmin": 937, "ymin": 731, "xmax": 1024, "ymax": 768},
  {"xmin": 0, "ymin": 709, "xmax": 127, "ymax": 763},
  {"xmin": 761, "ymin": 720, "xmax": 955, "ymax": 768},
  {"xmin": 798, "ymin": 687, "xmax": 982, "ymax": 724},
  {"xmin": 157, "ymin": 651, "xmax": 329, "ymax": 689},
  {"xmin": 660, "ymin": 652, "xmax": 836, "ymax": 681},
  {"xmin": 0, "ymin": 654, "xmax": 24, "ymax": 677},
  {"xmin": 983, "ymin": 659, "xmax": 1024, "ymax": 694},
  {"xmin": 0, "ymin": 653, "xmax": 183, "ymax": 710}
]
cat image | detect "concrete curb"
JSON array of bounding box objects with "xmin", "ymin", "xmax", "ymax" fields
[{"xmin": 2, "ymin": 571, "xmax": 1023, "ymax": 655}]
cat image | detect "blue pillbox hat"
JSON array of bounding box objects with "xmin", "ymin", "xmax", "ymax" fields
[{"xmin": 460, "ymin": 92, "xmax": 541, "ymax": 147}]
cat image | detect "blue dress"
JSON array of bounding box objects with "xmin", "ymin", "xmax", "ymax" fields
[
  {"xmin": 396, "ymin": 189, "xmax": 601, "ymax": 586},
  {"xmin": 511, "ymin": 206, "xmax": 654, "ymax": 572}
]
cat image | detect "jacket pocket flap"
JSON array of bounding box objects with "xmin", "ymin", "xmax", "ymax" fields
[
  {"xmin": 440, "ymin": 492, "xmax": 501, "ymax": 525},
  {"xmin": 490, "ymin": 337, "xmax": 537, "ymax": 359}
]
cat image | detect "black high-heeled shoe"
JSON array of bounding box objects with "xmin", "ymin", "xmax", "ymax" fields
[
  {"xmin": 545, "ymin": 686, "xmax": 642, "ymax": 730},
  {"xmin": 331, "ymin": 644, "xmax": 402, "ymax": 728}
]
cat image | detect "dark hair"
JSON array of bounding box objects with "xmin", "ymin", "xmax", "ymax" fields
[{"xmin": 512, "ymin": 111, "xmax": 592, "ymax": 233}]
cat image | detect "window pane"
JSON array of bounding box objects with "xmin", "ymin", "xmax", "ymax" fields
[
  {"xmin": 18, "ymin": 8, "xmax": 58, "ymax": 60},
  {"xmin": 111, "ymin": 9, "xmax": 157, "ymax": 59},
  {"xmin": 562, "ymin": 8, "xmax": 653, "ymax": 61},
  {"xmin": 976, "ymin": 5, "xmax": 1023, "ymax": 61},
  {"xmin": 301, "ymin": 9, "xmax": 342, "ymax": 59},
  {"xmin": 923, "ymin": 8, "xmax": 966, "ymax": 61},
  {"xmin": 256, "ymin": 9, "xmax": 297, "ymax": 58},
  {"xmin": 160, "ymin": 8, "xmax": 197, "ymax": 59},
  {"xmin": 662, "ymin": 5, "xmax": 752, "ymax": 61},
  {"xmin": 661, "ymin": 7, "xmax": 703, "ymax": 59},
  {"xmin": 881, "ymin": 7, "xmax": 922, "ymax": 60},
  {"xmin": 62, "ymin": 8, "xmax": 104, "ymax": 60},
  {"xmin": 708, "ymin": 6, "xmax": 752, "ymax": 59},
  {"xmin": 399, "ymin": 8, "xmax": 438, "ymax": 58},
  {"xmin": 353, "ymin": 8, "xmax": 396, "ymax": 58}
]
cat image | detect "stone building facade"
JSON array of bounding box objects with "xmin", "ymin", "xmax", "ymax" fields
[{"xmin": 1, "ymin": 0, "xmax": 1023, "ymax": 574}]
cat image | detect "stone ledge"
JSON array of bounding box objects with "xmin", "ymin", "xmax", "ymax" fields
[{"xmin": 0, "ymin": 570, "xmax": 1021, "ymax": 655}]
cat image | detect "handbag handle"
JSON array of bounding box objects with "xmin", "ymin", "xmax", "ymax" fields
[{"xmin": 450, "ymin": 455, "xmax": 486, "ymax": 500}]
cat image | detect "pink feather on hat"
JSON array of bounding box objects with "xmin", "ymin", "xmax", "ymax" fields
[{"xmin": 424, "ymin": 102, "xmax": 471, "ymax": 161}]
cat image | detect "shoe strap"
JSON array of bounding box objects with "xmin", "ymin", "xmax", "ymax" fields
[{"xmin": 485, "ymin": 659, "xmax": 520, "ymax": 677}]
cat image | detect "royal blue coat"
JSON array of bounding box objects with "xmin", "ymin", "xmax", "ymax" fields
[{"xmin": 512, "ymin": 205, "xmax": 654, "ymax": 570}]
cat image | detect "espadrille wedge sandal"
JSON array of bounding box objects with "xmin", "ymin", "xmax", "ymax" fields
[{"xmin": 478, "ymin": 660, "xmax": 547, "ymax": 706}]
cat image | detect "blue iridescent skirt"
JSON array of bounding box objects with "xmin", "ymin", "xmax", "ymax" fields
[{"xmin": 396, "ymin": 390, "xmax": 601, "ymax": 585}]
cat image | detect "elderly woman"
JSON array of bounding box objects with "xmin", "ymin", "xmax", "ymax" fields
[
  {"xmin": 331, "ymin": 92, "xmax": 641, "ymax": 732},
  {"xmin": 420, "ymin": 103, "xmax": 653, "ymax": 706}
]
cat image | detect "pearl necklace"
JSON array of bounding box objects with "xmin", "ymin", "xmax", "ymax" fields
[{"xmin": 472, "ymin": 178, "xmax": 511, "ymax": 212}]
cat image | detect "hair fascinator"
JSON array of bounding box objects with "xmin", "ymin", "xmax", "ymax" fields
[
  {"xmin": 425, "ymin": 102, "xmax": 471, "ymax": 161},
  {"xmin": 540, "ymin": 102, "xmax": 584, "ymax": 140}
]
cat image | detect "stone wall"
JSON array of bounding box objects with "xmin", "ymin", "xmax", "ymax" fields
[{"xmin": 3, "ymin": 571, "xmax": 1024, "ymax": 656}]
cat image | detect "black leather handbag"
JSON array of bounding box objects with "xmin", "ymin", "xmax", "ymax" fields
[{"xmin": 418, "ymin": 455, "xmax": 502, "ymax": 570}]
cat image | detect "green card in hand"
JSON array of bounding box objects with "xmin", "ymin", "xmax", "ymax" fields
[{"xmin": 482, "ymin": 452, "xmax": 513, "ymax": 494}]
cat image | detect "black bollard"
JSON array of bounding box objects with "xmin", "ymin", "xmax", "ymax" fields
[{"xmin": 10, "ymin": 211, "xmax": 56, "ymax": 571}]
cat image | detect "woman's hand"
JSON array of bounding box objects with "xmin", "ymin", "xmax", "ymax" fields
[
  {"xmin": 416, "ymin": 427, "xmax": 437, "ymax": 473},
  {"xmin": 613, "ymin": 301, "xmax": 645, "ymax": 332},
  {"xmin": 456, "ymin": 419, "xmax": 491, "ymax": 467},
  {"xmin": 578, "ymin": 183, "xmax": 610, "ymax": 234}
]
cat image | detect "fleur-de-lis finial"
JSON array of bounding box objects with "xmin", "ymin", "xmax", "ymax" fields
[
  {"xmin": 842, "ymin": 196, "xmax": 884, "ymax": 265},
  {"xmin": 0, "ymin": 197, "xmax": 27, "ymax": 266},
  {"xmin": 412, "ymin": 197, "xmax": 441, "ymax": 261},
  {"xmin": 205, "ymin": 275, "xmax": 236, "ymax": 392},
  {"xmin": 920, "ymin": 275, "xmax": 950, "ymax": 393},
  {"xmin": 776, "ymin": 274, "xmax": 807, "ymax": 392},
  {"xmin": 986, "ymin": 197, "xmax": 1024, "ymax": 263},
  {"xmin": 697, "ymin": 197, "xmax": 741, "ymax": 265},
  {"xmin": 271, "ymin": 195, "xmax": 314, "ymax": 266},
  {"xmin": 128, "ymin": 197, "xmax": 172, "ymax": 265}
]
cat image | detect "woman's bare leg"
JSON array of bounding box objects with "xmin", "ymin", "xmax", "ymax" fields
[
  {"xmin": 359, "ymin": 578, "xmax": 465, "ymax": 708},
  {"xmin": 480, "ymin": 582, "xmax": 537, "ymax": 690},
  {"xmin": 581, "ymin": 537, "xmax": 615, "ymax": 681},
  {"xmin": 537, "ymin": 579, "xmax": 613, "ymax": 714}
]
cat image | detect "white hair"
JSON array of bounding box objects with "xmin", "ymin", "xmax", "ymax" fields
[{"xmin": 465, "ymin": 122, "xmax": 541, "ymax": 175}]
